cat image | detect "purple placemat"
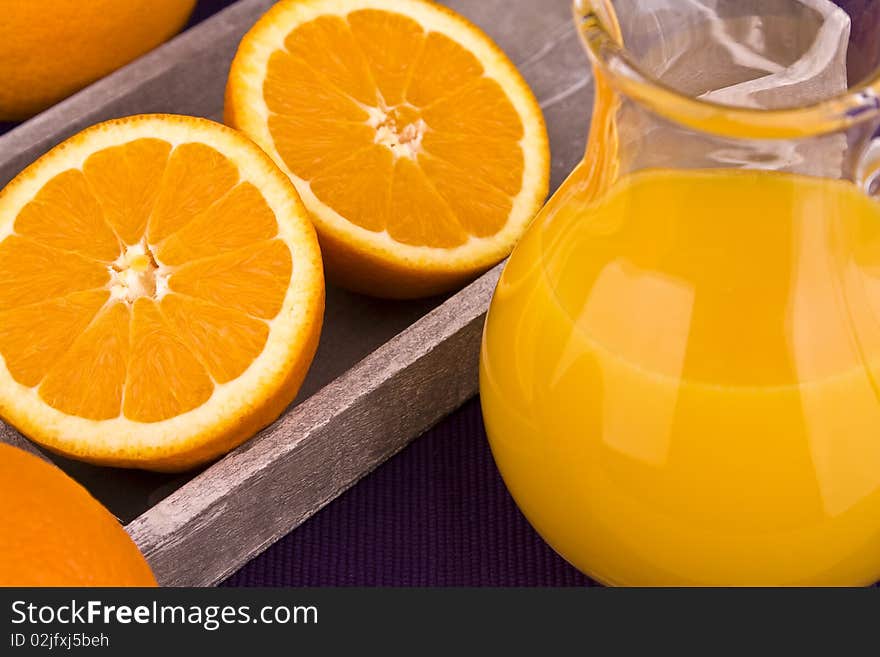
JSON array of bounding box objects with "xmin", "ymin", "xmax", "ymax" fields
[{"xmin": 222, "ymin": 398, "xmax": 592, "ymax": 587}]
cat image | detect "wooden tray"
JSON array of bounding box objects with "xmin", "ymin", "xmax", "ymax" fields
[{"xmin": 0, "ymin": 0, "xmax": 591, "ymax": 586}]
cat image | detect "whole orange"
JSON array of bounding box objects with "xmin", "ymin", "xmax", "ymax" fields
[
  {"xmin": 0, "ymin": 0, "xmax": 196, "ymax": 121},
  {"xmin": 0, "ymin": 444, "xmax": 157, "ymax": 586}
]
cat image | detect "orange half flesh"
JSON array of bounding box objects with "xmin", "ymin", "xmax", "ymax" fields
[
  {"xmin": 226, "ymin": 0, "xmax": 550, "ymax": 298},
  {"xmin": 0, "ymin": 115, "xmax": 324, "ymax": 472}
]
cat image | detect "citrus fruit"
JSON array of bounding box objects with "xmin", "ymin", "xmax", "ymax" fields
[
  {"xmin": 226, "ymin": 0, "xmax": 550, "ymax": 299},
  {"xmin": 0, "ymin": 114, "xmax": 325, "ymax": 472},
  {"xmin": 0, "ymin": 443, "xmax": 157, "ymax": 586},
  {"xmin": 0, "ymin": 0, "xmax": 196, "ymax": 121}
]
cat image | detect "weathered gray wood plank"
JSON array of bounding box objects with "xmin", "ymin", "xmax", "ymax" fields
[{"xmin": 0, "ymin": 0, "xmax": 593, "ymax": 585}]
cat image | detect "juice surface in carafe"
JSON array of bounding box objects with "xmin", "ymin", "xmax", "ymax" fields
[{"xmin": 480, "ymin": 165, "xmax": 880, "ymax": 585}]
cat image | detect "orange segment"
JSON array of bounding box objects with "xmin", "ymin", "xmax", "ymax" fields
[
  {"xmin": 161, "ymin": 294, "xmax": 270, "ymax": 384},
  {"xmin": 14, "ymin": 169, "xmax": 119, "ymax": 261},
  {"xmin": 0, "ymin": 115, "xmax": 324, "ymax": 472},
  {"xmin": 226, "ymin": 0, "xmax": 550, "ymax": 298},
  {"xmin": 422, "ymin": 78, "xmax": 525, "ymax": 140},
  {"xmin": 268, "ymin": 115, "xmax": 375, "ymax": 180},
  {"xmin": 169, "ymin": 239, "xmax": 293, "ymax": 319},
  {"xmin": 310, "ymin": 145, "xmax": 393, "ymax": 232},
  {"xmin": 155, "ymin": 182, "xmax": 279, "ymax": 265},
  {"xmin": 283, "ymin": 16, "xmax": 378, "ymax": 106},
  {"xmin": 347, "ymin": 9, "xmax": 425, "ymax": 105},
  {"xmin": 124, "ymin": 298, "xmax": 214, "ymax": 423},
  {"xmin": 388, "ymin": 158, "xmax": 466, "ymax": 248},
  {"xmin": 0, "ymin": 290, "xmax": 109, "ymax": 388},
  {"xmin": 147, "ymin": 142, "xmax": 240, "ymax": 244},
  {"xmin": 421, "ymin": 132, "xmax": 524, "ymax": 197},
  {"xmin": 0, "ymin": 237, "xmax": 109, "ymax": 310},
  {"xmin": 407, "ymin": 32, "xmax": 484, "ymax": 107},
  {"xmin": 418, "ymin": 155, "xmax": 512, "ymax": 238},
  {"xmin": 39, "ymin": 302, "xmax": 130, "ymax": 421},
  {"xmin": 83, "ymin": 138, "xmax": 172, "ymax": 245},
  {"xmin": 264, "ymin": 50, "xmax": 369, "ymax": 122}
]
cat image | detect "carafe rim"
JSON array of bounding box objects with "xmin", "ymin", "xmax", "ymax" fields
[{"xmin": 574, "ymin": 0, "xmax": 880, "ymax": 139}]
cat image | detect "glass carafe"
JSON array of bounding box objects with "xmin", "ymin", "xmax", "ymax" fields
[{"xmin": 480, "ymin": 0, "xmax": 880, "ymax": 585}]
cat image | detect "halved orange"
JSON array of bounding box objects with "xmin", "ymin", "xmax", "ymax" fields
[
  {"xmin": 0, "ymin": 115, "xmax": 324, "ymax": 472},
  {"xmin": 226, "ymin": 0, "xmax": 550, "ymax": 299}
]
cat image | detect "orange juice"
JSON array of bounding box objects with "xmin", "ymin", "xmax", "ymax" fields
[{"xmin": 480, "ymin": 166, "xmax": 880, "ymax": 585}]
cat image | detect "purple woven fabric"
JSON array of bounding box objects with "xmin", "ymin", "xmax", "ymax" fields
[{"xmin": 222, "ymin": 398, "xmax": 593, "ymax": 587}]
